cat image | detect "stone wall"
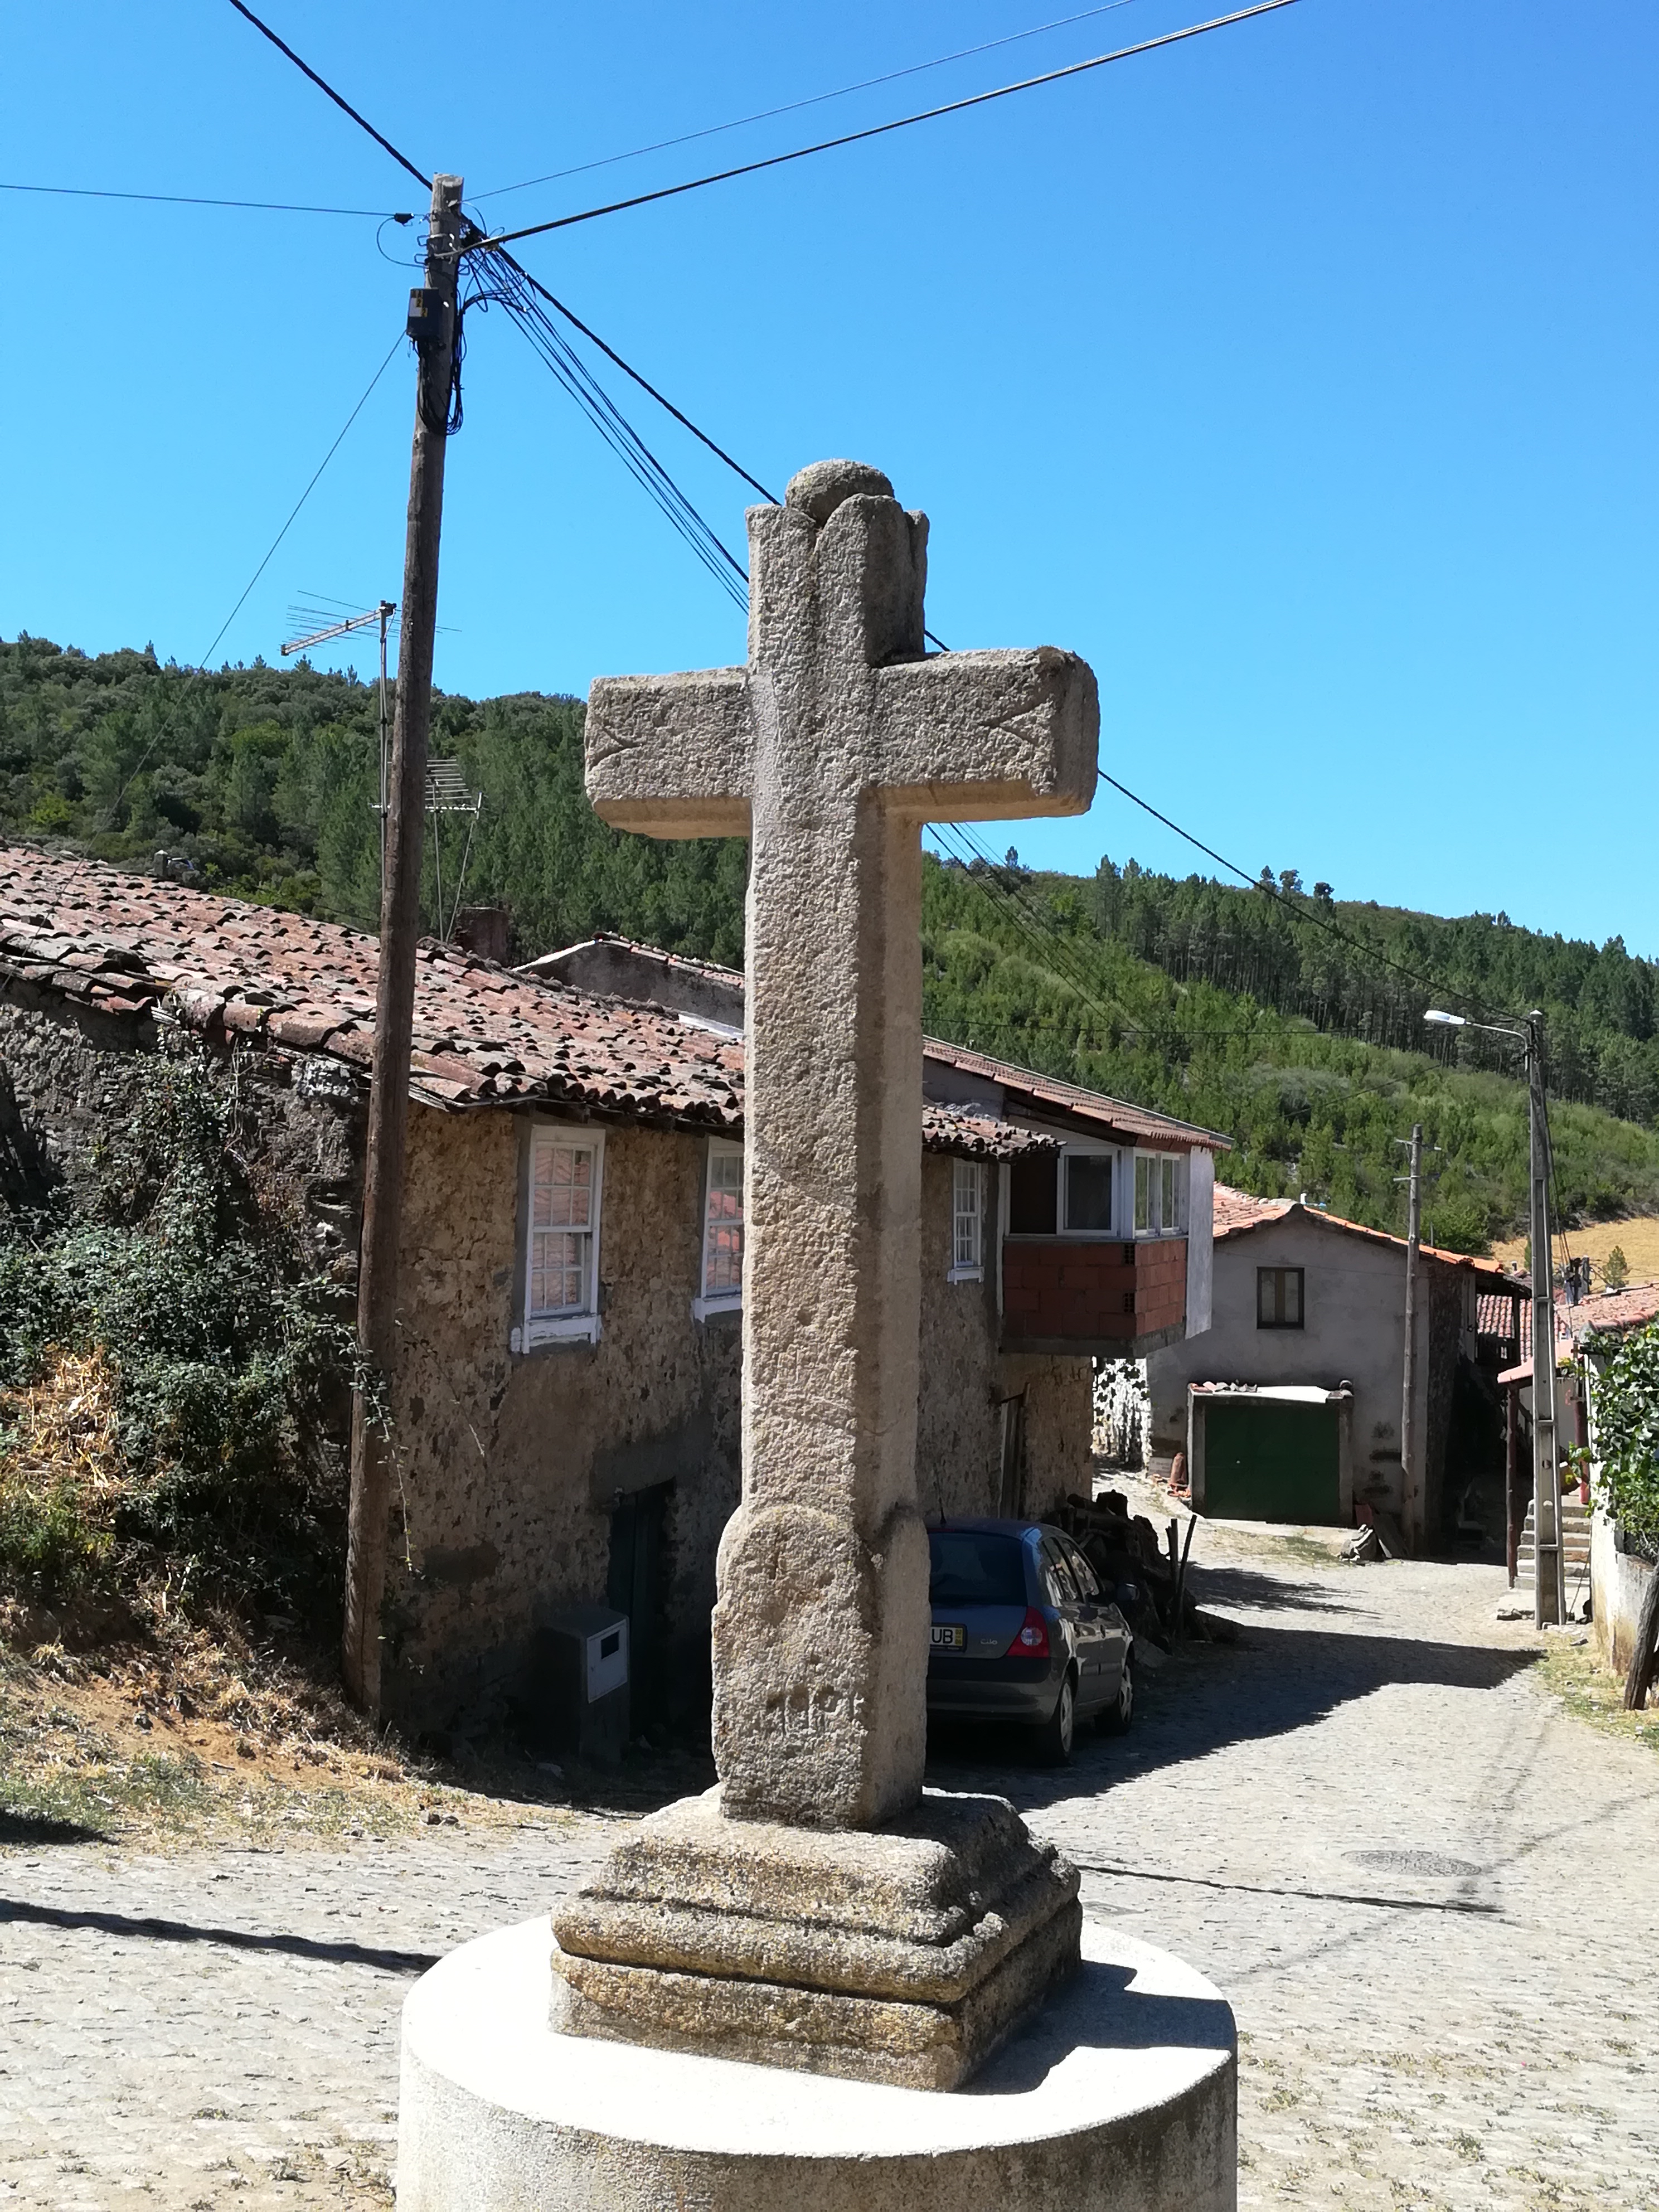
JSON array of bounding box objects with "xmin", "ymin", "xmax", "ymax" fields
[
  {"xmin": 1423, "ymin": 1264, "xmax": 1467, "ymax": 1540},
  {"xmin": 1590, "ymin": 1507, "xmax": 1655, "ymax": 1678},
  {"xmin": 0, "ymin": 992, "xmax": 365, "ymax": 1281},
  {"xmin": 1, "ymin": 991, "xmax": 1096, "ymax": 1733},
  {"xmin": 385, "ymin": 1110, "xmax": 741, "ymax": 1736},
  {"xmin": 1015, "ymin": 1354, "xmax": 1095, "ymax": 1518},
  {"xmin": 389, "ymin": 1137, "xmax": 1095, "ymax": 1734}
]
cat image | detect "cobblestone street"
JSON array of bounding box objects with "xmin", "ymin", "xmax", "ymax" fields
[{"xmin": 2, "ymin": 1531, "xmax": 1655, "ymax": 2210}]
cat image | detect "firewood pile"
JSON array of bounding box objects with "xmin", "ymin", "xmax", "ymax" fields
[{"xmin": 1054, "ymin": 1490, "xmax": 1233, "ymax": 1651}]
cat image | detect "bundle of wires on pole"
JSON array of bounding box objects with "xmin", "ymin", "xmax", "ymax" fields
[{"xmin": 462, "ymin": 244, "xmax": 749, "ymax": 615}]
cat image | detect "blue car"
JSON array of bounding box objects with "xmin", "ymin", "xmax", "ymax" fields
[{"xmin": 926, "ymin": 1516, "xmax": 1134, "ymax": 1764}]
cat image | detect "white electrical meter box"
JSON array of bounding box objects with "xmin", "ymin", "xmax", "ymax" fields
[
  {"xmin": 527, "ymin": 1604, "xmax": 631, "ymax": 1765},
  {"xmin": 585, "ymin": 1615, "xmax": 629, "ymax": 1702}
]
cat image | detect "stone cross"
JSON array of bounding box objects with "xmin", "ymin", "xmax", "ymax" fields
[{"xmin": 587, "ymin": 460, "xmax": 1098, "ymax": 1828}]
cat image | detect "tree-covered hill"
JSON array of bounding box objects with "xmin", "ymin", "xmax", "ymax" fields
[
  {"xmin": 0, "ymin": 634, "xmax": 746, "ymax": 963},
  {"xmin": 7, "ymin": 631, "xmax": 1659, "ymax": 1249}
]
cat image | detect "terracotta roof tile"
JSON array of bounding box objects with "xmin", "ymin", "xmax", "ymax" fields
[
  {"xmin": 1212, "ymin": 1185, "xmax": 1294, "ymax": 1238},
  {"xmin": 0, "ymin": 846, "xmax": 1056, "ymax": 1160},
  {"xmin": 1211, "ymin": 1183, "xmax": 1527, "ymax": 1288},
  {"xmin": 1568, "ymin": 1282, "xmax": 1659, "ymax": 1338},
  {"xmin": 914, "ymin": 1038, "xmax": 1230, "ymax": 1152},
  {"xmin": 1475, "ymin": 1289, "xmax": 1525, "ymax": 1340}
]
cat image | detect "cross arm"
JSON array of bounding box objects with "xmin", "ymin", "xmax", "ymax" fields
[
  {"xmin": 585, "ymin": 668, "xmax": 754, "ymax": 838},
  {"xmin": 872, "ymin": 647, "xmax": 1098, "ymax": 820}
]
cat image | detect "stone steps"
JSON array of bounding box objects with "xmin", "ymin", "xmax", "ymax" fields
[{"xmin": 1512, "ymin": 1498, "xmax": 1592, "ymax": 1597}]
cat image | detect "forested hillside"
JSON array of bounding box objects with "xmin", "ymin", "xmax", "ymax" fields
[{"xmin": 7, "ymin": 631, "xmax": 1659, "ymax": 1249}]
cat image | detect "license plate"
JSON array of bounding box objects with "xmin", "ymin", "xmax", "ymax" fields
[{"xmin": 930, "ymin": 1623, "xmax": 966, "ymax": 1651}]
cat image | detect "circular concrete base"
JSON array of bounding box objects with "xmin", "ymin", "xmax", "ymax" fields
[
  {"xmin": 398, "ymin": 1918, "xmax": 1236, "ymax": 2212},
  {"xmin": 400, "ymin": 1920, "xmax": 1239, "ymax": 2212}
]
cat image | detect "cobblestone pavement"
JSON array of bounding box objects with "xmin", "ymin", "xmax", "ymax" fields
[{"xmin": 2, "ymin": 1535, "xmax": 1655, "ymax": 2210}]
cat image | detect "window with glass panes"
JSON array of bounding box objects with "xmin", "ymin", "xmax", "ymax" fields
[
  {"xmin": 952, "ymin": 1159, "xmax": 984, "ymax": 1275},
  {"xmin": 1064, "ymin": 1152, "xmax": 1114, "ymax": 1232},
  {"xmin": 528, "ymin": 1133, "xmax": 600, "ymax": 1319},
  {"xmin": 1133, "ymin": 1152, "xmax": 1185, "ymax": 1235},
  {"xmin": 702, "ymin": 1143, "xmax": 744, "ymax": 1301},
  {"xmin": 1257, "ymin": 1266, "xmax": 1304, "ymax": 1329}
]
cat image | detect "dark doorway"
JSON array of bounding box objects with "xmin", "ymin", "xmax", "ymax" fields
[{"xmin": 608, "ymin": 1483, "xmax": 670, "ymax": 1733}]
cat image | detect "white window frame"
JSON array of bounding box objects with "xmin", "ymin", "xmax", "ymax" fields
[
  {"xmin": 949, "ymin": 1158, "xmax": 985, "ymax": 1281},
  {"xmin": 515, "ymin": 1125, "xmax": 605, "ymax": 1350},
  {"xmin": 693, "ymin": 1138, "xmax": 745, "ymax": 1321},
  {"xmin": 1059, "ymin": 1143, "xmax": 1119, "ymax": 1238},
  {"xmin": 1160, "ymin": 1153, "xmax": 1183, "ymax": 1234},
  {"xmin": 1132, "ymin": 1150, "xmax": 1187, "ymax": 1239}
]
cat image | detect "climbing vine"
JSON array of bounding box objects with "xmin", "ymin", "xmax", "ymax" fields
[{"xmin": 1584, "ymin": 1323, "xmax": 1659, "ymax": 1556}]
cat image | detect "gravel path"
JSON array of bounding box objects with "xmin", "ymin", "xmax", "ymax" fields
[{"xmin": 2, "ymin": 1536, "xmax": 1654, "ymax": 2210}]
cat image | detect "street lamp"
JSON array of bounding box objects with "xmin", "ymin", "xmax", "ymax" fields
[{"xmin": 1423, "ymin": 1007, "xmax": 1562, "ymax": 1626}]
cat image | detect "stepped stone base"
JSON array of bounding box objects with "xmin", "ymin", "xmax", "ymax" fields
[
  {"xmin": 549, "ymin": 1786, "xmax": 1081, "ymax": 2090},
  {"xmin": 399, "ymin": 1917, "xmax": 1239, "ymax": 2212}
]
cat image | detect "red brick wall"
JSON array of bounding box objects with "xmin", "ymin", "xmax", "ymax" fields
[{"xmin": 1002, "ymin": 1238, "xmax": 1187, "ymax": 1346}]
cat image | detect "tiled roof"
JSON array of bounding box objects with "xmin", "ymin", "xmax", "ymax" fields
[
  {"xmin": 916, "ymin": 1038, "xmax": 1230, "ymax": 1153},
  {"xmin": 1210, "ymin": 1184, "xmax": 1527, "ymax": 1287},
  {"xmin": 522, "ymin": 933, "xmax": 744, "ymax": 994},
  {"xmin": 1496, "ymin": 1292, "xmax": 1576, "ymax": 1384},
  {"xmin": 1476, "ymin": 1289, "xmax": 1525, "ymax": 1340},
  {"xmin": 1212, "ymin": 1186, "xmax": 1294, "ymax": 1238},
  {"xmin": 530, "ymin": 936, "xmax": 1228, "ymax": 1155},
  {"xmin": 1568, "ymin": 1282, "xmax": 1659, "ymax": 1340},
  {"xmin": 921, "ymin": 1104, "xmax": 1058, "ymax": 1161},
  {"xmin": 0, "ymin": 846, "xmax": 1054, "ymax": 1158}
]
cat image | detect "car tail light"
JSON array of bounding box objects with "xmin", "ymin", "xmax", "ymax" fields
[{"xmin": 1007, "ymin": 1608, "xmax": 1051, "ymax": 1658}]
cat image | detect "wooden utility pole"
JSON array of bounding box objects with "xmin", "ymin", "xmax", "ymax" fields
[
  {"xmin": 1400, "ymin": 1122, "xmax": 1423, "ymax": 1550},
  {"xmin": 1526, "ymin": 1011, "xmax": 1564, "ymax": 1628},
  {"xmin": 343, "ymin": 172, "xmax": 465, "ymax": 1713}
]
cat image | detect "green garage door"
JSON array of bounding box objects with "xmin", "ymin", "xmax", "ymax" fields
[{"xmin": 1204, "ymin": 1400, "xmax": 1341, "ymax": 1524}]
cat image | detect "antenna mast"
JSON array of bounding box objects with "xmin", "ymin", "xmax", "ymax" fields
[{"xmin": 282, "ymin": 600, "xmax": 399, "ymax": 900}]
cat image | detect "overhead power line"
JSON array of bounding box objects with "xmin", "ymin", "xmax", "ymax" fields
[
  {"xmin": 223, "ymin": 0, "xmax": 432, "ymax": 193},
  {"xmin": 492, "ymin": 251, "xmax": 780, "ymax": 506},
  {"xmin": 1093, "ymin": 768, "xmax": 1495, "ymax": 1016},
  {"xmin": 472, "ymin": 1, "xmax": 1301, "ymax": 251},
  {"xmin": 467, "ymin": 249, "xmax": 750, "ymax": 613},
  {"xmin": 474, "ymin": 0, "xmax": 1144, "ymax": 204},
  {"xmin": 0, "ymin": 180, "xmax": 406, "ymax": 219},
  {"xmin": 197, "ymin": 334, "xmax": 405, "ymax": 668},
  {"xmin": 106, "ymin": 332, "xmax": 404, "ymax": 822}
]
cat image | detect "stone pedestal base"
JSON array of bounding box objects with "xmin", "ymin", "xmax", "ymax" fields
[
  {"xmin": 550, "ymin": 1787, "xmax": 1079, "ymax": 2089},
  {"xmin": 398, "ymin": 1917, "xmax": 1236, "ymax": 2212}
]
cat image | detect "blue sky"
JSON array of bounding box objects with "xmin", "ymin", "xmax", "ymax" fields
[{"xmin": 4, "ymin": 2, "xmax": 1655, "ymax": 949}]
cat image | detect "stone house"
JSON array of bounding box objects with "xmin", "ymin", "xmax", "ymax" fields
[
  {"xmin": 0, "ymin": 848, "xmax": 1226, "ymax": 1735},
  {"xmin": 1146, "ymin": 1187, "xmax": 1526, "ymax": 1549}
]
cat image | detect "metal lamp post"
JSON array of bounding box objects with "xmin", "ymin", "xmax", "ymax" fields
[{"xmin": 1424, "ymin": 1008, "xmax": 1562, "ymax": 1626}]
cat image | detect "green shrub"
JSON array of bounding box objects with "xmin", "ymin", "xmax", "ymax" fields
[
  {"xmin": 1585, "ymin": 1322, "xmax": 1659, "ymax": 1555},
  {"xmin": 0, "ymin": 1048, "xmax": 360, "ymax": 1612}
]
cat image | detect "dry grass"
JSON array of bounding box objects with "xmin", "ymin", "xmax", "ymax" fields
[
  {"xmin": 1, "ymin": 1344, "xmax": 124, "ymax": 1564},
  {"xmin": 0, "ymin": 1352, "xmax": 585, "ymax": 1846},
  {"xmin": 1491, "ymin": 1214, "xmax": 1659, "ymax": 1288},
  {"xmin": 1538, "ymin": 1637, "xmax": 1659, "ymax": 1757}
]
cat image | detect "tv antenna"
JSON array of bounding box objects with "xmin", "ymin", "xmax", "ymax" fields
[
  {"xmin": 425, "ymin": 757, "xmax": 483, "ymax": 945},
  {"xmin": 282, "ymin": 598, "xmax": 398, "ymax": 896}
]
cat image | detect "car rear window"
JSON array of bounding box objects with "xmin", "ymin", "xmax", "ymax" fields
[{"xmin": 928, "ymin": 1532, "xmax": 1029, "ymax": 1607}]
